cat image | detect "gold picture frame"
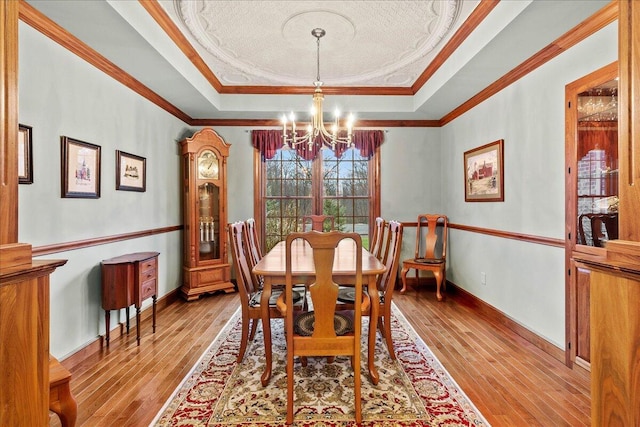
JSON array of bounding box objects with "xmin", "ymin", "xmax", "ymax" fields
[{"xmin": 464, "ymin": 139, "xmax": 504, "ymax": 202}]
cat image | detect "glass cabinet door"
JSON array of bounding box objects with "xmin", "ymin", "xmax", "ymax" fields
[
  {"xmin": 198, "ymin": 182, "xmax": 220, "ymax": 260},
  {"xmin": 575, "ymin": 79, "xmax": 618, "ymax": 247}
]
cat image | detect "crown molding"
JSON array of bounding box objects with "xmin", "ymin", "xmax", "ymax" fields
[
  {"xmin": 440, "ymin": 0, "xmax": 618, "ymax": 125},
  {"xmin": 18, "ymin": 0, "xmax": 618, "ymax": 128}
]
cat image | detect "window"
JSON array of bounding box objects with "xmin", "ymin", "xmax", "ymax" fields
[{"xmin": 255, "ymin": 142, "xmax": 381, "ymax": 252}]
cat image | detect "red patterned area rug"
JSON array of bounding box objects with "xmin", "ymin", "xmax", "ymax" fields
[{"xmin": 150, "ymin": 304, "xmax": 490, "ymax": 426}]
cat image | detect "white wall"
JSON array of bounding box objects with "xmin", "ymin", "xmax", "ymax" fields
[
  {"xmin": 18, "ymin": 23, "xmax": 192, "ymax": 358},
  {"xmin": 440, "ymin": 22, "xmax": 617, "ymax": 347}
]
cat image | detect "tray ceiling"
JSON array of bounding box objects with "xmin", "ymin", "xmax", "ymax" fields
[{"xmin": 23, "ymin": 0, "xmax": 612, "ymax": 121}]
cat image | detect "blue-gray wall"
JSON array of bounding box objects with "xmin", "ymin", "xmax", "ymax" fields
[
  {"xmin": 18, "ymin": 18, "xmax": 616, "ymax": 358},
  {"xmin": 441, "ymin": 22, "xmax": 617, "ymax": 346}
]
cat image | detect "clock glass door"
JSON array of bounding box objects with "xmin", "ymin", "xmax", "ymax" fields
[{"xmin": 198, "ymin": 182, "xmax": 220, "ymax": 260}]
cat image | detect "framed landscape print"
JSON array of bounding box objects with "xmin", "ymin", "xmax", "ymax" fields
[
  {"xmin": 18, "ymin": 124, "xmax": 33, "ymax": 184},
  {"xmin": 116, "ymin": 150, "xmax": 146, "ymax": 192},
  {"xmin": 464, "ymin": 139, "xmax": 504, "ymax": 202},
  {"xmin": 61, "ymin": 136, "xmax": 101, "ymax": 198}
]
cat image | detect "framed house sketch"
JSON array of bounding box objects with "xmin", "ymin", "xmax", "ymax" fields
[
  {"xmin": 61, "ymin": 136, "xmax": 101, "ymax": 198},
  {"xmin": 464, "ymin": 139, "xmax": 504, "ymax": 202},
  {"xmin": 116, "ymin": 150, "xmax": 146, "ymax": 192}
]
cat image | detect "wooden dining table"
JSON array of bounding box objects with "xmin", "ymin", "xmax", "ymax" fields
[{"xmin": 253, "ymin": 238, "xmax": 387, "ymax": 386}]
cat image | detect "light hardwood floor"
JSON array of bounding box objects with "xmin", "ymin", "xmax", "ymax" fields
[{"xmin": 51, "ymin": 286, "xmax": 590, "ymax": 427}]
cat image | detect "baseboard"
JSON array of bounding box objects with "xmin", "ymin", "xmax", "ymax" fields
[
  {"xmin": 444, "ymin": 281, "xmax": 567, "ymax": 364},
  {"xmin": 400, "ymin": 276, "xmax": 569, "ymax": 365},
  {"xmin": 61, "ymin": 288, "xmax": 181, "ymax": 370}
]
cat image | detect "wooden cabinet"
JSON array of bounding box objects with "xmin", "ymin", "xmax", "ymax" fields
[
  {"xmin": 0, "ymin": 244, "xmax": 66, "ymax": 426},
  {"xmin": 179, "ymin": 128, "xmax": 234, "ymax": 300},
  {"xmin": 101, "ymin": 251, "xmax": 159, "ymax": 346},
  {"xmin": 576, "ymin": 241, "xmax": 640, "ymax": 426},
  {"xmin": 565, "ymin": 62, "xmax": 618, "ymax": 368}
]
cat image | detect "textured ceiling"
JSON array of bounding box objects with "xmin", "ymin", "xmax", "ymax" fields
[
  {"xmin": 174, "ymin": 0, "xmax": 463, "ymax": 87},
  {"xmin": 22, "ymin": 0, "xmax": 613, "ymax": 121}
]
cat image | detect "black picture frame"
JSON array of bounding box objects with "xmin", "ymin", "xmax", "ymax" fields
[
  {"xmin": 61, "ymin": 136, "xmax": 101, "ymax": 198},
  {"xmin": 18, "ymin": 124, "xmax": 33, "ymax": 184},
  {"xmin": 116, "ymin": 150, "xmax": 146, "ymax": 192}
]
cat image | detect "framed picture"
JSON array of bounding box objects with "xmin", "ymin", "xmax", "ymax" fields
[
  {"xmin": 18, "ymin": 124, "xmax": 33, "ymax": 184},
  {"xmin": 61, "ymin": 136, "xmax": 101, "ymax": 198},
  {"xmin": 464, "ymin": 139, "xmax": 504, "ymax": 202},
  {"xmin": 116, "ymin": 150, "xmax": 146, "ymax": 192}
]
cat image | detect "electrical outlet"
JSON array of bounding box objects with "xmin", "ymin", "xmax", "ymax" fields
[{"xmin": 480, "ymin": 272, "xmax": 486, "ymax": 285}]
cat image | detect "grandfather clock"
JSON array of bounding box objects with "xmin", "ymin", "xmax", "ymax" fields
[{"xmin": 180, "ymin": 128, "xmax": 235, "ymax": 300}]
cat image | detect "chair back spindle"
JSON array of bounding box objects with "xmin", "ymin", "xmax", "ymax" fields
[
  {"xmin": 229, "ymin": 222, "xmax": 256, "ymax": 296},
  {"xmin": 370, "ymin": 217, "xmax": 385, "ymax": 259},
  {"xmin": 245, "ymin": 218, "xmax": 263, "ymax": 266}
]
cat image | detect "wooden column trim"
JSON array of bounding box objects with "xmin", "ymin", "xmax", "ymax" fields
[
  {"xmin": 0, "ymin": 0, "xmax": 19, "ymax": 244},
  {"xmin": 618, "ymin": 0, "xmax": 640, "ymax": 241}
]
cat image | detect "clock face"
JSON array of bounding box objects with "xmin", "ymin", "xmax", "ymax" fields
[{"xmin": 198, "ymin": 150, "xmax": 219, "ymax": 179}]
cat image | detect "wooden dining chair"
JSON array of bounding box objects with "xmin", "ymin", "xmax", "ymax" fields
[
  {"xmin": 400, "ymin": 214, "xmax": 448, "ymax": 301},
  {"xmin": 369, "ymin": 216, "xmax": 385, "ymax": 259},
  {"xmin": 228, "ymin": 221, "xmax": 307, "ymax": 363},
  {"xmin": 337, "ymin": 220, "xmax": 403, "ymax": 359},
  {"xmin": 245, "ymin": 218, "xmax": 263, "ymax": 267},
  {"xmin": 577, "ymin": 213, "xmax": 618, "ymax": 247},
  {"xmin": 302, "ymin": 214, "xmax": 335, "ymax": 232},
  {"xmin": 276, "ymin": 231, "xmax": 366, "ymax": 424}
]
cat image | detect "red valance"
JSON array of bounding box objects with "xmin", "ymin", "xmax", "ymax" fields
[{"xmin": 251, "ymin": 129, "xmax": 384, "ymax": 160}]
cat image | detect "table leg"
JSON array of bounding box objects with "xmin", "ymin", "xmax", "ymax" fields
[
  {"xmin": 260, "ymin": 278, "xmax": 273, "ymax": 386},
  {"xmin": 136, "ymin": 306, "xmax": 141, "ymax": 346},
  {"xmin": 126, "ymin": 306, "xmax": 130, "ymax": 334},
  {"xmin": 105, "ymin": 310, "xmax": 110, "ymax": 346},
  {"xmin": 367, "ymin": 277, "xmax": 380, "ymax": 385},
  {"xmin": 152, "ymin": 295, "xmax": 157, "ymax": 333}
]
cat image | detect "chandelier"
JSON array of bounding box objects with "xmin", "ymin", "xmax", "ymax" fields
[{"xmin": 282, "ymin": 28, "xmax": 355, "ymax": 151}]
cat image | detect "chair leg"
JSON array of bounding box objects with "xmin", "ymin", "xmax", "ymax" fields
[
  {"xmin": 249, "ymin": 318, "xmax": 258, "ymax": 340},
  {"xmin": 434, "ymin": 270, "xmax": 444, "ymax": 301},
  {"xmin": 49, "ymin": 359, "xmax": 77, "ymax": 427},
  {"xmin": 379, "ymin": 308, "xmax": 396, "ymax": 360},
  {"xmin": 287, "ymin": 350, "xmax": 295, "ymax": 424},
  {"xmin": 354, "ymin": 353, "xmax": 362, "ymax": 424},
  {"xmin": 49, "ymin": 385, "xmax": 77, "ymax": 427},
  {"xmin": 400, "ymin": 267, "xmax": 409, "ymax": 294},
  {"xmin": 237, "ymin": 312, "xmax": 250, "ymax": 363}
]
